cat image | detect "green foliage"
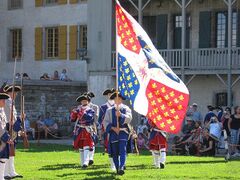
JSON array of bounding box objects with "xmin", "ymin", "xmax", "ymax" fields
[{"xmin": 15, "ymin": 144, "xmax": 240, "ymax": 180}]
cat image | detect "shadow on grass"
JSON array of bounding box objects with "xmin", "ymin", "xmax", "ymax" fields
[
  {"xmin": 56, "ymin": 170, "xmax": 118, "ymax": 180},
  {"xmin": 168, "ymin": 160, "xmax": 227, "ymax": 164}
]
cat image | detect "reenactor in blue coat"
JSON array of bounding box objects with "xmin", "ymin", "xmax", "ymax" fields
[
  {"xmin": 70, "ymin": 94, "xmax": 95, "ymax": 168},
  {"xmin": 3, "ymin": 85, "xmax": 23, "ymax": 179},
  {"xmin": 103, "ymin": 92, "xmax": 132, "ymax": 175},
  {"xmin": 98, "ymin": 88, "xmax": 115, "ymax": 170},
  {"xmin": 0, "ymin": 93, "xmax": 12, "ymax": 180}
]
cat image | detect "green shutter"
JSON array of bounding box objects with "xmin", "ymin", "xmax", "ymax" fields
[
  {"xmin": 199, "ymin": 12, "xmax": 211, "ymax": 48},
  {"xmin": 156, "ymin": 14, "xmax": 168, "ymax": 49},
  {"xmin": 35, "ymin": 27, "xmax": 43, "ymax": 61},
  {"xmin": 237, "ymin": 12, "xmax": 240, "ymax": 47},
  {"xmin": 58, "ymin": 26, "xmax": 67, "ymax": 60}
]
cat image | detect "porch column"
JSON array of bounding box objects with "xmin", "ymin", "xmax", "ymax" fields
[
  {"xmin": 175, "ymin": 0, "xmax": 192, "ymax": 83},
  {"xmin": 224, "ymin": 0, "xmax": 236, "ymax": 107}
]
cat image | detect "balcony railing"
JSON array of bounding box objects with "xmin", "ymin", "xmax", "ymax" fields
[{"xmin": 111, "ymin": 48, "xmax": 240, "ymax": 71}]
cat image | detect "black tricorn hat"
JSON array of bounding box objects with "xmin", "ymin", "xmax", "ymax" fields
[
  {"xmin": 83, "ymin": 92, "xmax": 95, "ymax": 98},
  {"xmin": 102, "ymin": 88, "xmax": 115, "ymax": 95},
  {"xmin": 76, "ymin": 95, "xmax": 91, "ymax": 102},
  {"xmin": 4, "ymin": 85, "xmax": 21, "ymax": 93},
  {"xmin": 0, "ymin": 93, "xmax": 10, "ymax": 100},
  {"xmin": 207, "ymin": 105, "xmax": 214, "ymax": 111},
  {"xmin": 109, "ymin": 92, "xmax": 126, "ymax": 100}
]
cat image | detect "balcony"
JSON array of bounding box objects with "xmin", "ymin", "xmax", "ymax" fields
[{"xmin": 111, "ymin": 48, "xmax": 240, "ymax": 75}]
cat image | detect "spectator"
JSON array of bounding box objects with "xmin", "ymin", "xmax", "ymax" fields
[
  {"xmin": 206, "ymin": 116, "xmax": 222, "ymax": 142},
  {"xmin": 204, "ymin": 105, "xmax": 216, "ymax": 126},
  {"xmin": 52, "ymin": 70, "xmax": 59, "ymax": 80},
  {"xmin": 137, "ymin": 118, "xmax": 148, "ymax": 135},
  {"xmin": 60, "ymin": 69, "xmax": 71, "ymax": 81},
  {"xmin": 182, "ymin": 117, "xmax": 195, "ymax": 135},
  {"xmin": 22, "ymin": 73, "xmax": 31, "ymax": 80},
  {"xmin": 43, "ymin": 112, "xmax": 58, "ymax": 138},
  {"xmin": 221, "ymin": 107, "xmax": 231, "ymax": 138},
  {"xmin": 186, "ymin": 103, "xmax": 203, "ymax": 122},
  {"xmin": 215, "ymin": 106, "xmax": 223, "ymax": 122},
  {"xmin": 15, "ymin": 73, "xmax": 21, "ymax": 79},
  {"xmin": 228, "ymin": 106, "xmax": 240, "ymax": 156},
  {"xmin": 23, "ymin": 113, "xmax": 35, "ymax": 139},
  {"xmin": 137, "ymin": 133, "xmax": 147, "ymax": 150},
  {"xmin": 199, "ymin": 129, "xmax": 216, "ymax": 156},
  {"xmin": 40, "ymin": 73, "xmax": 51, "ymax": 80}
]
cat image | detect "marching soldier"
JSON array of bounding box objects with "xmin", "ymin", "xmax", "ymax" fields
[
  {"xmin": 3, "ymin": 85, "xmax": 23, "ymax": 179},
  {"xmin": 0, "ymin": 92, "xmax": 12, "ymax": 180},
  {"xmin": 83, "ymin": 92, "xmax": 99, "ymax": 165},
  {"xmin": 103, "ymin": 92, "xmax": 132, "ymax": 175},
  {"xmin": 148, "ymin": 120, "xmax": 167, "ymax": 169},
  {"xmin": 70, "ymin": 94, "xmax": 95, "ymax": 168},
  {"xmin": 98, "ymin": 88, "xmax": 115, "ymax": 170}
]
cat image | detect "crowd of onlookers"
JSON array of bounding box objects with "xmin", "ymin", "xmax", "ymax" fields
[
  {"xmin": 15, "ymin": 68, "xmax": 72, "ymax": 81},
  {"xmin": 135, "ymin": 103, "xmax": 240, "ymax": 157},
  {"xmin": 23, "ymin": 112, "xmax": 59, "ymax": 139}
]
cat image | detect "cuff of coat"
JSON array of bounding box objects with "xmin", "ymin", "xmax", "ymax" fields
[
  {"xmin": 106, "ymin": 124, "xmax": 113, "ymax": 133},
  {"xmin": 13, "ymin": 118, "xmax": 22, "ymax": 132},
  {"xmin": 1, "ymin": 132, "xmax": 10, "ymax": 143}
]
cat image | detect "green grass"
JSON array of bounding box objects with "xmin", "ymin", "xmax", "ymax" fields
[{"xmin": 14, "ymin": 143, "xmax": 239, "ymax": 180}]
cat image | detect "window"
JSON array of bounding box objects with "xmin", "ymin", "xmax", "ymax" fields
[
  {"xmin": 216, "ymin": 12, "xmax": 237, "ymax": 48},
  {"xmin": 8, "ymin": 0, "xmax": 23, "ymax": 10},
  {"xmin": 45, "ymin": 27, "xmax": 59, "ymax": 58},
  {"xmin": 45, "ymin": 0, "xmax": 58, "ymax": 5},
  {"xmin": 216, "ymin": 92, "xmax": 227, "ymax": 107},
  {"xmin": 79, "ymin": 25, "xmax": 87, "ymax": 49},
  {"xmin": 174, "ymin": 15, "xmax": 191, "ymax": 28},
  {"xmin": 10, "ymin": 29, "xmax": 22, "ymax": 59}
]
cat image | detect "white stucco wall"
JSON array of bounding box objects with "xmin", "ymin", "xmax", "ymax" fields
[{"xmin": 0, "ymin": 1, "xmax": 88, "ymax": 82}]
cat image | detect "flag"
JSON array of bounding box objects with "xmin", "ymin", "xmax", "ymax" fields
[{"xmin": 116, "ymin": 1, "xmax": 189, "ymax": 134}]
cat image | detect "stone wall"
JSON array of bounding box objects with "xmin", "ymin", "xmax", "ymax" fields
[{"xmin": 15, "ymin": 80, "xmax": 87, "ymax": 136}]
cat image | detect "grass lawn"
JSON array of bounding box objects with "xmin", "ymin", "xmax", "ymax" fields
[{"xmin": 14, "ymin": 143, "xmax": 239, "ymax": 180}]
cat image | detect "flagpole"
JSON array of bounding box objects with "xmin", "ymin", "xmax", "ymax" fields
[{"xmin": 115, "ymin": 0, "xmax": 120, "ymax": 131}]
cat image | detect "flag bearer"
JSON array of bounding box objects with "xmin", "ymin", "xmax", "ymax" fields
[{"xmin": 103, "ymin": 92, "xmax": 132, "ymax": 175}]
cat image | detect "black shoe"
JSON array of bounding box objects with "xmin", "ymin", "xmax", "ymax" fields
[
  {"xmin": 82, "ymin": 164, "xmax": 88, "ymax": 169},
  {"xmin": 12, "ymin": 174, "xmax": 23, "ymax": 179},
  {"xmin": 160, "ymin": 163, "xmax": 165, "ymax": 169},
  {"xmin": 4, "ymin": 176, "xmax": 12, "ymax": 180},
  {"xmin": 123, "ymin": 166, "xmax": 126, "ymax": 170},
  {"xmin": 118, "ymin": 169, "xmax": 125, "ymax": 176},
  {"xmin": 89, "ymin": 160, "xmax": 94, "ymax": 166}
]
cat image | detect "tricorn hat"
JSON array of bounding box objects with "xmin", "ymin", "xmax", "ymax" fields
[
  {"xmin": 109, "ymin": 92, "xmax": 126, "ymax": 100},
  {"xmin": 4, "ymin": 85, "xmax": 21, "ymax": 93},
  {"xmin": 76, "ymin": 95, "xmax": 91, "ymax": 102},
  {"xmin": 83, "ymin": 92, "xmax": 95, "ymax": 98},
  {"xmin": 0, "ymin": 93, "xmax": 10, "ymax": 100},
  {"xmin": 102, "ymin": 88, "xmax": 115, "ymax": 96}
]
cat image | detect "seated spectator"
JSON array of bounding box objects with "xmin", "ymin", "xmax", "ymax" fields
[
  {"xmin": 204, "ymin": 105, "xmax": 216, "ymax": 126},
  {"xmin": 182, "ymin": 117, "xmax": 195, "ymax": 135},
  {"xmin": 23, "ymin": 73, "xmax": 31, "ymax": 80},
  {"xmin": 43, "ymin": 112, "xmax": 58, "ymax": 138},
  {"xmin": 60, "ymin": 69, "xmax": 71, "ymax": 81},
  {"xmin": 137, "ymin": 133, "xmax": 147, "ymax": 150},
  {"xmin": 40, "ymin": 73, "xmax": 51, "ymax": 80},
  {"xmin": 137, "ymin": 117, "xmax": 148, "ymax": 135},
  {"xmin": 23, "ymin": 113, "xmax": 35, "ymax": 139},
  {"xmin": 186, "ymin": 103, "xmax": 203, "ymax": 122},
  {"xmin": 199, "ymin": 129, "xmax": 216, "ymax": 156},
  {"xmin": 52, "ymin": 70, "xmax": 59, "ymax": 80},
  {"xmin": 15, "ymin": 73, "xmax": 21, "ymax": 80}
]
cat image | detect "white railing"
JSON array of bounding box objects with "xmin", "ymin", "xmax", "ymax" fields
[{"xmin": 111, "ymin": 48, "xmax": 240, "ymax": 70}]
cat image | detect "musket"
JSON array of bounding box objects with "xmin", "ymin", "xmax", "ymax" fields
[
  {"xmin": 20, "ymin": 53, "xmax": 30, "ymax": 149},
  {"xmin": 9, "ymin": 57, "xmax": 17, "ymax": 157}
]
